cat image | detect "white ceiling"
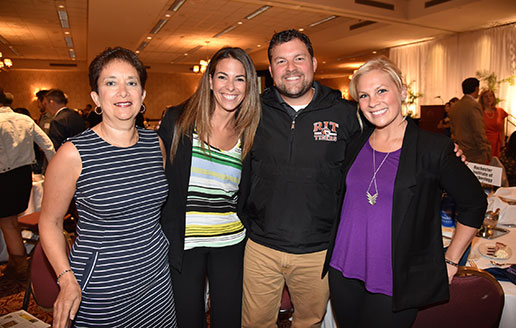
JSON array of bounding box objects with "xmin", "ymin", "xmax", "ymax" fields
[{"xmin": 1, "ymin": 0, "xmax": 516, "ymax": 78}]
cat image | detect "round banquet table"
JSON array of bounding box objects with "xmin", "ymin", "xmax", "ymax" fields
[{"xmin": 468, "ymin": 227, "xmax": 516, "ymax": 328}]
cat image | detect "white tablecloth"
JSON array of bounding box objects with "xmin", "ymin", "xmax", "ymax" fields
[
  {"xmin": 19, "ymin": 174, "xmax": 44, "ymax": 216},
  {"xmin": 468, "ymin": 228, "xmax": 516, "ymax": 328}
]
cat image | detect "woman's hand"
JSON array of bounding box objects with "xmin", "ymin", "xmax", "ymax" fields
[
  {"xmin": 445, "ymin": 262, "xmax": 458, "ymax": 285},
  {"xmin": 53, "ymin": 274, "xmax": 82, "ymax": 328}
]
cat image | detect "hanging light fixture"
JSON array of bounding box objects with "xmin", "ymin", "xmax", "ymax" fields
[{"xmin": 0, "ymin": 52, "xmax": 13, "ymax": 71}]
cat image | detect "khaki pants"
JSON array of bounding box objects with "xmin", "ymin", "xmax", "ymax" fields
[{"xmin": 242, "ymin": 239, "xmax": 329, "ymax": 328}]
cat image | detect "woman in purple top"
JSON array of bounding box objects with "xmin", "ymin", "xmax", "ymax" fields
[{"xmin": 323, "ymin": 57, "xmax": 486, "ymax": 327}]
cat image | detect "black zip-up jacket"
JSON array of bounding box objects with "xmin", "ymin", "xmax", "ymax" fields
[{"xmin": 241, "ymin": 82, "xmax": 359, "ymax": 254}]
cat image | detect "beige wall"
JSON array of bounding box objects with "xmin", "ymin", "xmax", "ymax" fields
[
  {"xmin": 0, "ymin": 70, "xmax": 201, "ymax": 120},
  {"xmin": 317, "ymin": 76, "xmax": 351, "ymax": 100}
]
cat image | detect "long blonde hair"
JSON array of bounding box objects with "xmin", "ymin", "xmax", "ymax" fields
[{"xmin": 170, "ymin": 47, "xmax": 261, "ymax": 161}]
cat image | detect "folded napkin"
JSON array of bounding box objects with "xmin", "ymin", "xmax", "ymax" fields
[
  {"xmin": 487, "ymin": 189, "xmax": 516, "ymax": 224},
  {"xmin": 485, "ymin": 265, "xmax": 516, "ymax": 285}
]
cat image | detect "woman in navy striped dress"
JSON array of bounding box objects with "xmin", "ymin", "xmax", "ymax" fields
[{"xmin": 39, "ymin": 47, "xmax": 176, "ymax": 328}]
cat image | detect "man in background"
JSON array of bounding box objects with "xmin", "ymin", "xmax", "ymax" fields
[
  {"xmin": 36, "ymin": 90, "xmax": 52, "ymax": 134},
  {"xmin": 44, "ymin": 89, "xmax": 86, "ymax": 150},
  {"xmin": 449, "ymin": 77, "xmax": 491, "ymax": 164}
]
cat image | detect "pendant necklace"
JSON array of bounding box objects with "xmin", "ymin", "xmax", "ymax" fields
[{"xmin": 365, "ymin": 132, "xmax": 391, "ymax": 205}]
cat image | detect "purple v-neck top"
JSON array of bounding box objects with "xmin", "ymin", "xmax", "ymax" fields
[{"xmin": 330, "ymin": 140, "xmax": 401, "ymax": 296}]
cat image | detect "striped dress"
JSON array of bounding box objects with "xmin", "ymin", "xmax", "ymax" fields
[
  {"xmin": 68, "ymin": 128, "xmax": 177, "ymax": 327},
  {"xmin": 184, "ymin": 132, "xmax": 245, "ymax": 250}
]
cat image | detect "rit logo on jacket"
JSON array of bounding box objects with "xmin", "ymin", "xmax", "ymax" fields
[{"xmin": 313, "ymin": 121, "xmax": 339, "ymax": 141}]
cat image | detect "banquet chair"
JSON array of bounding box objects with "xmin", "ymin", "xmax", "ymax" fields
[
  {"xmin": 278, "ymin": 285, "xmax": 294, "ymax": 325},
  {"xmin": 18, "ymin": 211, "xmax": 73, "ymax": 253},
  {"xmin": 22, "ymin": 232, "xmax": 73, "ymax": 311},
  {"xmin": 412, "ymin": 266, "xmax": 504, "ymax": 328}
]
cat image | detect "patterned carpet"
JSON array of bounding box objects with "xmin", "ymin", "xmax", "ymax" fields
[{"xmin": 0, "ymin": 263, "xmax": 53, "ymax": 324}]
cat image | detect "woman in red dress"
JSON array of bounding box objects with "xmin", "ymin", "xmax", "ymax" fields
[{"xmin": 480, "ymin": 88, "xmax": 508, "ymax": 158}]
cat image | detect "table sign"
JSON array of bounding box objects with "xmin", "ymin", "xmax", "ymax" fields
[{"xmin": 467, "ymin": 162, "xmax": 503, "ymax": 186}]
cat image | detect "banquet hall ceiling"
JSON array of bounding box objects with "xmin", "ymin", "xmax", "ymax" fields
[{"xmin": 1, "ymin": 0, "xmax": 516, "ymax": 78}]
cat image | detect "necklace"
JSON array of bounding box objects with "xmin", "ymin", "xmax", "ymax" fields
[
  {"xmin": 365, "ymin": 133, "xmax": 391, "ymax": 205},
  {"xmin": 485, "ymin": 108, "xmax": 496, "ymax": 119}
]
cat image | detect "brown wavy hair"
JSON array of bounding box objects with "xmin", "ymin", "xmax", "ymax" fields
[{"xmin": 170, "ymin": 47, "xmax": 261, "ymax": 161}]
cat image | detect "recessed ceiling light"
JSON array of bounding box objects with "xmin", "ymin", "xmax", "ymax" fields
[
  {"xmin": 299, "ymin": 28, "xmax": 304, "ymax": 32},
  {"xmin": 146, "ymin": 36, "xmax": 152, "ymax": 40},
  {"xmin": 372, "ymin": 50, "xmax": 377, "ymax": 54},
  {"xmin": 165, "ymin": 14, "xmax": 171, "ymax": 18},
  {"xmin": 238, "ymin": 21, "xmax": 243, "ymax": 25},
  {"xmin": 245, "ymin": 6, "xmax": 271, "ymax": 20},
  {"xmin": 322, "ymin": 61, "xmax": 326, "ymax": 64},
  {"xmin": 136, "ymin": 50, "xmax": 140, "ymax": 54},
  {"xmin": 184, "ymin": 53, "xmax": 188, "ymax": 56},
  {"xmin": 58, "ymin": 5, "xmax": 65, "ymax": 8},
  {"xmin": 257, "ymin": 44, "xmax": 261, "ymax": 47},
  {"xmin": 64, "ymin": 31, "xmax": 70, "ymax": 35}
]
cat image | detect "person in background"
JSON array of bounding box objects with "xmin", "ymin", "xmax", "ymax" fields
[
  {"xmin": 500, "ymin": 131, "xmax": 516, "ymax": 186},
  {"xmin": 39, "ymin": 47, "xmax": 177, "ymax": 328},
  {"xmin": 449, "ymin": 78, "xmax": 491, "ymax": 164},
  {"xmin": 44, "ymin": 89, "xmax": 86, "ymax": 150},
  {"xmin": 437, "ymin": 97, "xmax": 458, "ymax": 138},
  {"xmin": 14, "ymin": 107, "xmax": 32, "ymax": 117},
  {"xmin": 480, "ymin": 88, "xmax": 508, "ymax": 158},
  {"xmin": 36, "ymin": 90, "xmax": 52, "ymax": 134},
  {"xmin": 324, "ymin": 57, "xmax": 486, "ymax": 327},
  {"xmin": 158, "ymin": 47, "xmax": 260, "ymax": 327},
  {"xmin": 0, "ymin": 88, "xmax": 55, "ymax": 281}
]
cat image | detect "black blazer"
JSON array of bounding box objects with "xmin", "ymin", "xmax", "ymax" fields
[
  {"xmin": 157, "ymin": 106, "xmax": 250, "ymax": 272},
  {"xmin": 324, "ymin": 118, "xmax": 486, "ymax": 311},
  {"xmin": 49, "ymin": 107, "xmax": 86, "ymax": 150}
]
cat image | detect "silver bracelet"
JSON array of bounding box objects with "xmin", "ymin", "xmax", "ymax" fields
[
  {"xmin": 56, "ymin": 268, "xmax": 73, "ymax": 285},
  {"xmin": 445, "ymin": 258, "xmax": 459, "ymax": 267}
]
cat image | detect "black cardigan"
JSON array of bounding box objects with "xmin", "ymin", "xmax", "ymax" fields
[
  {"xmin": 157, "ymin": 106, "xmax": 250, "ymax": 272},
  {"xmin": 323, "ymin": 119, "xmax": 486, "ymax": 311}
]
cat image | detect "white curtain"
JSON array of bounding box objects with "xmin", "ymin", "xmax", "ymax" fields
[{"xmin": 390, "ymin": 24, "xmax": 516, "ymax": 134}]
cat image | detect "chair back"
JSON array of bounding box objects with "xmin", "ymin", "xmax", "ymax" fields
[
  {"xmin": 29, "ymin": 233, "xmax": 73, "ymax": 311},
  {"xmin": 412, "ymin": 267, "xmax": 504, "ymax": 328}
]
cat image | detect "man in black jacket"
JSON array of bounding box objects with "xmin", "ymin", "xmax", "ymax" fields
[
  {"xmin": 44, "ymin": 89, "xmax": 86, "ymax": 150},
  {"xmin": 241, "ymin": 29, "xmax": 359, "ymax": 327}
]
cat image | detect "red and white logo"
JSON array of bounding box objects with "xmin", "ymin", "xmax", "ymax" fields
[{"xmin": 313, "ymin": 121, "xmax": 339, "ymax": 141}]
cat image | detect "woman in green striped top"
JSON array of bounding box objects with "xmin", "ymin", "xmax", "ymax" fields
[{"xmin": 158, "ymin": 47, "xmax": 261, "ymax": 328}]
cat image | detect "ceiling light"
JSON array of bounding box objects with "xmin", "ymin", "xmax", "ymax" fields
[
  {"xmin": 57, "ymin": 9, "xmax": 70, "ymax": 29},
  {"xmin": 0, "ymin": 52, "xmax": 13, "ymax": 71},
  {"xmin": 136, "ymin": 50, "xmax": 140, "ymax": 54},
  {"xmin": 150, "ymin": 19, "xmax": 168, "ymax": 34},
  {"xmin": 237, "ymin": 21, "xmax": 243, "ymax": 25},
  {"xmin": 213, "ymin": 25, "xmax": 236, "ymax": 38},
  {"xmin": 137, "ymin": 41, "xmax": 149, "ymax": 52},
  {"xmin": 299, "ymin": 28, "xmax": 305, "ymax": 32},
  {"xmin": 245, "ymin": 6, "xmax": 271, "ymax": 20},
  {"xmin": 64, "ymin": 31, "xmax": 70, "ymax": 35},
  {"xmin": 372, "ymin": 50, "xmax": 377, "ymax": 54},
  {"xmin": 165, "ymin": 14, "xmax": 171, "ymax": 18},
  {"xmin": 257, "ymin": 44, "xmax": 261, "ymax": 47},
  {"xmin": 68, "ymin": 49, "xmax": 76, "ymax": 59},
  {"xmin": 169, "ymin": 0, "xmax": 186, "ymax": 12},
  {"xmin": 58, "ymin": 5, "xmax": 65, "ymax": 8},
  {"xmin": 64, "ymin": 36, "xmax": 74, "ymax": 48},
  {"xmin": 309, "ymin": 15, "xmax": 337, "ymax": 28},
  {"xmin": 146, "ymin": 36, "xmax": 152, "ymax": 40}
]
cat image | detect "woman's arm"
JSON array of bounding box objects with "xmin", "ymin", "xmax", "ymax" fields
[
  {"xmin": 39, "ymin": 141, "xmax": 82, "ymax": 328},
  {"xmin": 444, "ymin": 222, "xmax": 478, "ymax": 283},
  {"xmin": 438, "ymin": 139, "xmax": 487, "ymax": 283},
  {"xmin": 32, "ymin": 121, "xmax": 55, "ymax": 161}
]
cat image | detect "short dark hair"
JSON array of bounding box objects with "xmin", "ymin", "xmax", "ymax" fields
[
  {"xmin": 3, "ymin": 92, "xmax": 13, "ymax": 106},
  {"xmin": 89, "ymin": 47, "xmax": 147, "ymax": 93},
  {"xmin": 36, "ymin": 90, "xmax": 49, "ymax": 101},
  {"xmin": 462, "ymin": 78, "xmax": 479, "ymax": 94},
  {"xmin": 267, "ymin": 29, "xmax": 314, "ymax": 62},
  {"xmin": 45, "ymin": 89, "xmax": 68, "ymax": 105}
]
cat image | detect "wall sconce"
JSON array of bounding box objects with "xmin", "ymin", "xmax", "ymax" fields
[{"xmin": 0, "ymin": 52, "xmax": 13, "ymax": 71}]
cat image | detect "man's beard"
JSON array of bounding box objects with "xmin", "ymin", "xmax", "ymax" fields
[{"xmin": 275, "ymin": 74, "xmax": 313, "ymax": 99}]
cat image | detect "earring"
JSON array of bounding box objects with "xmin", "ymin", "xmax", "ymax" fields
[
  {"xmin": 94, "ymin": 106, "xmax": 102, "ymax": 115},
  {"xmin": 140, "ymin": 104, "xmax": 146, "ymax": 114}
]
